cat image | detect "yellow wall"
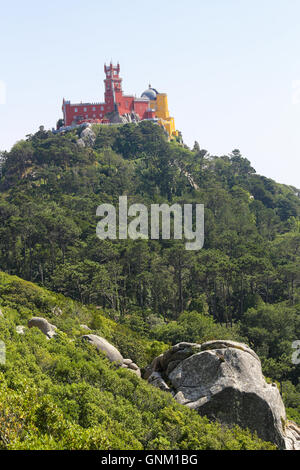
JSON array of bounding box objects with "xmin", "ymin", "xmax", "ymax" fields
[
  {"xmin": 156, "ymin": 94, "xmax": 169, "ymax": 120},
  {"xmin": 150, "ymin": 93, "xmax": 178, "ymax": 138}
]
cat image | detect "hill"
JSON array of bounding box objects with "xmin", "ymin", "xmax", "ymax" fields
[
  {"xmin": 0, "ymin": 121, "xmax": 299, "ymax": 446},
  {"xmin": 0, "ymin": 271, "xmax": 274, "ymax": 450}
]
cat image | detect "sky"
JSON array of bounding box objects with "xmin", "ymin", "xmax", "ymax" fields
[{"xmin": 0, "ymin": 0, "xmax": 300, "ymax": 188}]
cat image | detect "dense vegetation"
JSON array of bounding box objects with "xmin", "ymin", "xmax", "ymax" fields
[
  {"xmin": 0, "ymin": 121, "xmax": 299, "ymax": 447},
  {"xmin": 0, "ymin": 271, "xmax": 274, "ymax": 449}
]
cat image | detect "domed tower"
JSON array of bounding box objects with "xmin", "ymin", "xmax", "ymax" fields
[
  {"xmin": 141, "ymin": 84, "xmax": 178, "ymax": 138},
  {"xmin": 141, "ymin": 85, "xmax": 159, "ymax": 101}
]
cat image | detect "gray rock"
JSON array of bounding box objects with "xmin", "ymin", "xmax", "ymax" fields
[
  {"xmin": 28, "ymin": 317, "xmax": 57, "ymax": 339},
  {"xmin": 147, "ymin": 340, "xmax": 300, "ymax": 450},
  {"xmin": 122, "ymin": 359, "xmax": 141, "ymax": 377},
  {"xmin": 82, "ymin": 334, "xmax": 123, "ymax": 364},
  {"xmin": 148, "ymin": 372, "xmax": 172, "ymax": 393},
  {"xmin": 79, "ymin": 127, "xmax": 96, "ymax": 147},
  {"xmin": 52, "ymin": 306, "xmax": 63, "ymax": 316},
  {"xmin": 16, "ymin": 325, "xmax": 26, "ymax": 335},
  {"xmin": 144, "ymin": 353, "xmax": 164, "ymax": 380},
  {"xmin": 77, "ymin": 138, "xmax": 85, "ymax": 148},
  {"xmin": 284, "ymin": 422, "xmax": 300, "ymax": 450},
  {"xmin": 131, "ymin": 111, "xmax": 141, "ymax": 123},
  {"xmin": 200, "ymin": 339, "xmax": 260, "ymax": 362},
  {"xmin": 123, "ymin": 358, "xmax": 133, "ymax": 365},
  {"xmin": 0, "ymin": 309, "xmax": 3, "ymax": 318},
  {"xmin": 166, "ymin": 359, "xmax": 181, "ymax": 376},
  {"xmin": 80, "ymin": 324, "xmax": 91, "ymax": 331},
  {"xmin": 127, "ymin": 368, "xmax": 141, "ymax": 378},
  {"xmin": 121, "ymin": 363, "xmax": 141, "ymax": 378},
  {"xmin": 108, "ymin": 111, "xmax": 124, "ymax": 124}
]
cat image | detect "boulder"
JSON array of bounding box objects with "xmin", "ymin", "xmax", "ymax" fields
[
  {"xmin": 146, "ymin": 340, "xmax": 300, "ymax": 450},
  {"xmin": 0, "ymin": 309, "xmax": 3, "ymax": 318},
  {"xmin": 127, "ymin": 368, "xmax": 142, "ymax": 378},
  {"xmin": 123, "ymin": 358, "xmax": 133, "ymax": 365},
  {"xmin": 80, "ymin": 324, "xmax": 91, "ymax": 331},
  {"xmin": 28, "ymin": 317, "xmax": 57, "ymax": 339},
  {"xmin": 121, "ymin": 359, "xmax": 142, "ymax": 377},
  {"xmin": 82, "ymin": 334, "xmax": 123, "ymax": 364},
  {"xmin": 148, "ymin": 372, "xmax": 172, "ymax": 393},
  {"xmin": 200, "ymin": 339, "xmax": 260, "ymax": 362}
]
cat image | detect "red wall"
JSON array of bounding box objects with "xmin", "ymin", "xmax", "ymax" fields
[
  {"xmin": 62, "ymin": 64, "xmax": 152, "ymax": 126},
  {"xmin": 133, "ymin": 100, "xmax": 149, "ymax": 119},
  {"xmin": 63, "ymin": 102, "xmax": 108, "ymax": 126}
]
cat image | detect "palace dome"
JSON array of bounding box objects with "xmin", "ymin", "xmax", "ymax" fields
[{"xmin": 141, "ymin": 85, "xmax": 158, "ymax": 101}]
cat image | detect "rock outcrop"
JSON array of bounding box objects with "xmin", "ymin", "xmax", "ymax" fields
[
  {"xmin": 145, "ymin": 340, "xmax": 300, "ymax": 450},
  {"xmin": 77, "ymin": 125, "xmax": 96, "ymax": 147},
  {"xmin": 108, "ymin": 111, "xmax": 141, "ymax": 124},
  {"xmin": 28, "ymin": 317, "xmax": 57, "ymax": 339},
  {"xmin": 285, "ymin": 421, "xmax": 300, "ymax": 450}
]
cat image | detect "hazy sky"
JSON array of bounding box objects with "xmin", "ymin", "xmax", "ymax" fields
[{"xmin": 1, "ymin": 0, "xmax": 300, "ymax": 187}]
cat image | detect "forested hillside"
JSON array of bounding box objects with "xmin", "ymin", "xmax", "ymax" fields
[
  {"xmin": 0, "ymin": 121, "xmax": 299, "ymax": 446},
  {"xmin": 0, "ymin": 271, "xmax": 274, "ymax": 449}
]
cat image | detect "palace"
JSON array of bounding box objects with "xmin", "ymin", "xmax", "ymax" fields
[{"xmin": 61, "ymin": 63, "xmax": 178, "ymax": 138}]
